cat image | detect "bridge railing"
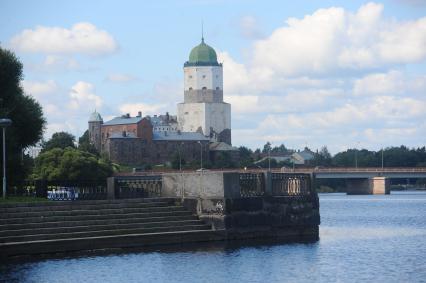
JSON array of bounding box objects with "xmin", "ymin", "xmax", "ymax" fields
[
  {"xmin": 280, "ymin": 167, "xmax": 426, "ymax": 173},
  {"xmin": 114, "ymin": 176, "xmax": 162, "ymax": 199},
  {"xmin": 239, "ymin": 173, "xmax": 265, "ymax": 197},
  {"xmin": 271, "ymin": 173, "xmax": 311, "ymax": 196},
  {"xmin": 238, "ymin": 172, "xmax": 312, "ymax": 197},
  {"xmin": 9, "ymin": 180, "xmax": 108, "ymax": 200}
]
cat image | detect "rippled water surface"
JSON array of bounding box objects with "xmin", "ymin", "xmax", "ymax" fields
[{"xmin": 1, "ymin": 192, "xmax": 426, "ymax": 283}]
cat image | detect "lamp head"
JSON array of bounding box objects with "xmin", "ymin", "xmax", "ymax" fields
[{"xmin": 0, "ymin": 119, "xmax": 12, "ymax": 127}]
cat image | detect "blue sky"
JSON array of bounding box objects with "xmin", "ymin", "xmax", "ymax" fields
[{"xmin": 1, "ymin": 0, "xmax": 425, "ymax": 153}]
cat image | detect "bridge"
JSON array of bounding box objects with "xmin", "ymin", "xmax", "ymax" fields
[
  {"xmin": 279, "ymin": 167, "xmax": 426, "ymax": 195},
  {"xmin": 119, "ymin": 167, "xmax": 426, "ymax": 195}
]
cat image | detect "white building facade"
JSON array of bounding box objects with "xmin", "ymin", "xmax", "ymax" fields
[{"xmin": 177, "ymin": 38, "xmax": 231, "ymax": 145}]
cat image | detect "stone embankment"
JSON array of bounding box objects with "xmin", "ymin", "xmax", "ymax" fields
[
  {"xmin": 0, "ymin": 198, "xmax": 223, "ymax": 258},
  {"xmin": 1, "ymin": 171, "xmax": 320, "ymax": 258}
]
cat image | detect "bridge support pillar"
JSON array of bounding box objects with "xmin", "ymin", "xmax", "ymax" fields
[
  {"xmin": 346, "ymin": 177, "xmax": 390, "ymax": 195},
  {"xmin": 369, "ymin": 177, "xmax": 390, "ymax": 195}
]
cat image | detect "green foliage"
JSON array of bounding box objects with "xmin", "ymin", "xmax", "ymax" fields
[
  {"xmin": 238, "ymin": 146, "xmax": 254, "ymax": 168},
  {"xmin": 331, "ymin": 146, "xmax": 426, "ymax": 168},
  {"xmin": 262, "ymin": 142, "xmax": 272, "ymax": 154},
  {"xmin": 42, "ymin": 132, "xmax": 75, "ymax": 152},
  {"xmin": 171, "ymin": 151, "xmax": 186, "ymax": 170},
  {"xmin": 0, "ymin": 47, "xmax": 46, "ymax": 185},
  {"xmin": 78, "ymin": 130, "xmax": 98, "ymax": 155},
  {"xmin": 32, "ymin": 147, "xmax": 113, "ymax": 181},
  {"xmin": 212, "ymin": 151, "xmax": 236, "ymax": 169},
  {"xmin": 313, "ymin": 146, "xmax": 332, "ymax": 166}
]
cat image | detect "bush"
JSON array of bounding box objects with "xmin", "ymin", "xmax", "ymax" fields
[{"xmin": 32, "ymin": 147, "xmax": 113, "ymax": 181}]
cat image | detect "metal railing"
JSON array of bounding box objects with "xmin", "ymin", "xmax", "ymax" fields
[
  {"xmin": 115, "ymin": 176, "xmax": 162, "ymax": 199},
  {"xmin": 239, "ymin": 173, "xmax": 265, "ymax": 197},
  {"xmin": 9, "ymin": 180, "xmax": 108, "ymax": 200},
  {"xmin": 271, "ymin": 173, "xmax": 311, "ymax": 196},
  {"xmin": 280, "ymin": 167, "xmax": 426, "ymax": 173}
]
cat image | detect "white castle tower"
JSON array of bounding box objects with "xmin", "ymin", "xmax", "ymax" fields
[{"xmin": 177, "ymin": 37, "xmax": 231, "ymax": 145}]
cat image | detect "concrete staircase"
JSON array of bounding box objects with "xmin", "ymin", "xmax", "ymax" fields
[{"xmin": 0, "ymin": 198, "xmax": 224, "ymax": 258}]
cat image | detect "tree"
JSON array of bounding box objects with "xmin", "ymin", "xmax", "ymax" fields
[
  {"xmin": 171, "ymin": 151, "xmax": 185, "ymax": 170},
  {"xmin": 42, "ymin": 132, "xmax": 75, "ymax": 152},
  {"xmin": 238, "ymin": 146, "xmax": 253, "ymax": 167},
  {"xmin": 32, "ymin": 147, "xmax": 113, "ymax": 181},
  {"xmin": 313, "ymin": 146, "xmax": 332, "ymax": 166},
  {"xmin": 272, "ymin": 144, "xmax": 289, "ymax": 154},
  {"xmin": 0, "ymin": 47, "xmax": 46, "ymax": 185},
  {"xmin": 213, "ymin": 151, "xmax": 236, "ymax": 169},
  {"xmin": 262, "ymin": 142, "xmax": 272, "ymax": 154},
  {"xmin": 78, "ymin": 130, "xmax": 98, "ymax": 155}
]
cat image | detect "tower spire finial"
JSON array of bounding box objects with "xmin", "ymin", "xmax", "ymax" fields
[{"xmin": 201, "ymin": 20, "xmax": 204, "ymax": 43}]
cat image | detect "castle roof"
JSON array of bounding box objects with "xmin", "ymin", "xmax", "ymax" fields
[
  {"xmin": 209, "ymin": 142, "xmax": 238, "ymax": 151},
  {"xmin": 153, "ymin": 131, "xmax": 209, "ymax": 141},
  {"xmin": 103, "ymin": 116, "xmax": 143, "ymax": 126}
]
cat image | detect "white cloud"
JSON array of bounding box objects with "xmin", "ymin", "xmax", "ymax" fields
[
  {"xmin": 231, "ymin": 94, "xmax": 426, "ymax": 152},
  {"xmin": 239, "ymin": 16, "xmax": 264, "ymax": 39},
  {"xmin": 225, "ymin": 88, "xmax": 343, "ymax": 115},
  {"xmin": 105, "ymin": 73, "xmax": 138, "ymax": 83},
  {"xmin": 10, "ymin": 22, "xmax": 118, "ymax": 56},
  {"xmin": 44, "ymin": 55, "xmax": 80, "ymax": 70},
  {"xmin": 354, "ymin": 70, "xmax": 426, "ymax": 96},
  {"xmin": 119, "ymin": 103, "xmax": 166, "ymax": 116},
  {"xmin": 69, "ymin": 81, "xmax": 102, "ymax": 110},
  {"xmin": 22, "ymin": 80, "xmax": 58, "ymax": 98},
  {"xmin": 236, "ymin": 2, "xmax": 426, "ymax": 79}
]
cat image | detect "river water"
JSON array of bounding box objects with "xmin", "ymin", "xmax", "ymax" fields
[{"xmin": 1, "ymin": 191, "xmax": 425, "ymax": 283}]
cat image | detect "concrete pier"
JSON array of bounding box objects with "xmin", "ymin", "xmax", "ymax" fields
[
  {"xmin": 162, "ymin": 172, "xmax": 320, "ymax": 241},
  {"xmin": 346, "ymin": 177, "xmax": 390, "ymax": 195}
]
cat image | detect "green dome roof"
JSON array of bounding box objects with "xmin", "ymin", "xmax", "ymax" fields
[
  {"xmin": 89, "ymin": 111, "xmax": 103, "ymax": 122},
  {"xmin": 185, "ymin": 38, "xmax": 220, "ymax": 67}
]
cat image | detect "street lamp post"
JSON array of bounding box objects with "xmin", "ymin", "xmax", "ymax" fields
[
  {"xmin": 268, "ymin": 148, "xmax": 271, "ymax": 172},
  {"xmin": 355, "ymin": 150, "xmax": 358, "ymax": 168},
  {"xmin": 178, "ymin": 142, "xmax": 183, "ymax": 172},
  {"xmin": 0, "ymin": 119, "xmax": 12, "ymax": 199},
  {"xmin": 197, "ymin": 141, "xmax": 203, "ymax": 170}
]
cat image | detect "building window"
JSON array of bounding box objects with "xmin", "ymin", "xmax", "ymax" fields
[
  {"xmin": 189, "ymin": 87, "xmax": 193, "ymax": 90},
  {"xmin": 216, "ymin": 87, "xmax": 220, "ymax": 90},
  {"xmin": 202, "ymin": 87, "xmax": 207, "ymax": 90},
  {"xmin": 202, "ymin": 75, "xmax": 206, "ymax": 79},
  {"xmin": 189, "ymin": 75, "xmax": 192, "ymax": 79}
]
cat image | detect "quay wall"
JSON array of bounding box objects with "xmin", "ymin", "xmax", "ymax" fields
[{"xmin": 161, "ymin": 172, "xmax": 320, "ymax": 241}]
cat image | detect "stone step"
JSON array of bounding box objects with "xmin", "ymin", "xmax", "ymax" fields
[
  {"xmin": 0, "ymin": 224, "xmax": 212, "ymax": 243},
  {"xmin": 0, "ymin": 205, "xmax": 186, "ymax": 219},
  {"xmin": 0, "ymin": 214, "xmax": 199, "ymax": 231},
  {"xmin": 0, "ymin": 200, "xmax": 172, "ymax": 213},
  {"xmin": 0, "ymin": 210, "xmax": 193, "ymax": 225},
  {"xmin": 0, "ymin": 219, "xmax": 205, "ymax": 237},
  {"xmin": 0, "ymin": 229, "xmax": 227, "ymax": 257}
]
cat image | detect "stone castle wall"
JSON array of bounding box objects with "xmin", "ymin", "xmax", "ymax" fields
[{"xmin": 104, "ymin": 138, "xmax": 209, "ymax": 166}]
